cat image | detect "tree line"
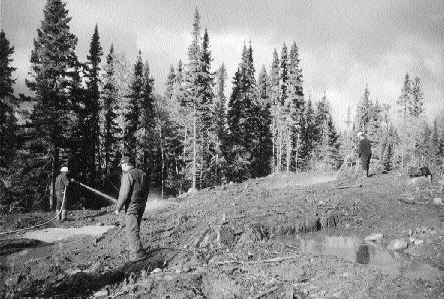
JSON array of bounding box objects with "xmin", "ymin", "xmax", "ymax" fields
[{"xmin": 1, "ymin": 0, "xmax": 443, "ymax": 212}]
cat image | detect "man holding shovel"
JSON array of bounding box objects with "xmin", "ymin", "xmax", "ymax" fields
[
  {"xmin": 114, "ymin": 155, "xmax": 149, "ymax": 262},
  {"xmin": 55, "ymin": 166, "xmax": 70, "ymax": 221}
]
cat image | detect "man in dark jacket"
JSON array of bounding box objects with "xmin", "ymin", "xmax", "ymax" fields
[
  {"xmin": 357, "ymin": 132, "xmax": 372, "ymax": 178},
  {"xmin": 55, "ymin": 166, "xmax": 70, "ymax": 221},
  {"xmin": 115, "ymin": 155, "xmax": 149, "ymax": 262}
]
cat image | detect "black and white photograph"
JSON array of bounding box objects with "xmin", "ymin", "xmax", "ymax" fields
[{"xmin": 1, "ymin": 0, "xmax": 443, "ymax": 297}]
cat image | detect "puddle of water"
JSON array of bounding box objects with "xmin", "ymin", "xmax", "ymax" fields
[
  {"xmin": 0, "ymin": 225, "xmax": 115, "ymax": 269},
  {"xmin": 23, "ymin": 225, "xmax": 115, "ymax": 243},
  {"xmin": 276, "ymin": 233, "xmax": 443, "ymax": 281},
  {"xmin": 1, "ymin": 236, "xmax": 89, "ymax": 269}
]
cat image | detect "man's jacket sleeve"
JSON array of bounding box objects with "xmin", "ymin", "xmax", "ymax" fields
[{"xmin": 116, "ymin": 173, "xmax": 133, "ymax": 212}]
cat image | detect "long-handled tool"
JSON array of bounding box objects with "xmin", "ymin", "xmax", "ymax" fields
[{"xmin": 335, "ymin": 147, "xmax": 358, "ymax": 179}]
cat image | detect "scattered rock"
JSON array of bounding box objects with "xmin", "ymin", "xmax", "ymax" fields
[
  {"xmin": 187, "ymin": 187, "xmax": 197, "ymax": 194},
  {"xmin": 5, "ymin": 275, "xmax": 21, "ymax": 287},
  {"xmin": 365, "ymin": 233, "xmax": 383, "ymax": 243},
  {"xmin": 407, "ymin": 177, "xmax": 430, "ymax": 186},
  {"xmin": 408, "ymin": 229, "xmax": 413, "ymax": 236},
  {"xmin": 221, "ymin": 213, "xmax": 227, "ymax": 224},
  {"xmin": 93, "ymin": 290, "xmax": 108, "ymax": 297},
  {"xmin": 387, "ymin": 239, "xmax": 408, "ymax": 251},
  {"xmin": 413, "ymin": 239, "xmax": 424, "ymax": 245},
  {"xmin": 433, "ymin": 198, "xmax": 443, "ymax": 206},
  {"xmin": 237, "ymin": 223, "xmax": 268, "ymax": 244},
  {"xmin": 151, "ymin": 268, "xmax": 161, "ymax": 274},
  {"xmin": 216, "ymin": 225, "xmax": 236, "ymax": 249}
]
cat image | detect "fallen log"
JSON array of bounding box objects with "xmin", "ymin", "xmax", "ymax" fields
[
  {"xmin": 335, "ymin": 184, "xmax": 362, "ymax": 190},
  {"xmin": 252, "ymin": 286, "xmax": 280, "ymax": 299},
  {"xmin": 214, "ymin": 255, "xmax": 300, "ymax": 266}
]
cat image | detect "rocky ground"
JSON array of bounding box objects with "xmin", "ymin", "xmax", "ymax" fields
[{"xmin": 0, "ymin": 169, "xmax": 443, "ymax": 298}]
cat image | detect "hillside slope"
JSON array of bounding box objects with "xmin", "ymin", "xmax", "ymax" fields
[{"xmin": 0, "ymin": 171, "xmax": 443, "ymax": 298}]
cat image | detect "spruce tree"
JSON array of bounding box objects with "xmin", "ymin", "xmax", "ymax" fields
[
  {"xmin": 397, "ymin": 73, "xmax": 411, "ymax": 120},
  {"xmin": 286, "ymin": 41, "xmax": 305, "ymax": 170},
  {"xmin": 257, "ymin": 65, "xmax": 270, "ymax": 107},
  {"xmin": 137, "ymin": 62, "xmax": 155, "ymax": 173},
  {"xmin": 354, "ymin": 85, "xmax": 372, "ymax": 134},
  {"xmin": 162, "ymin": 62, "xmax": 186, "ymax": 194},
  {"xmin": 269, "ymin": 49, "xmax": 280, "ymax": 171},
  {"xmin": 301, "ymin": 96, "xmax": 316, "ymax": 169},
  {"xmin": 165, "ymin": 65, "xmax": 175, "ymax": 101},
  {"xmin": 199, "ymin": 28, "xmax": 215, "ymax": 187},
  {"xmin": 124, "ymin": 51, "xmax": 143, "ymax": 156},
  {"xmin": 395, "ymin": 74, "xmax": 425, "ymax": 169},
  {"xmin": 183, "ymin": 8, "xmax": 202, "ymax": 191},
  {"xmin": 83, "ymin": 24, "xmax": 103, "ymax": 185},
  {"xmin": 225, "ymin": 43, "xmax": 272, "ymax": 181},
  {"xmin": 314, "ymin": 93, "xmax": 340, "ymax": 169},
  {"xmin": 212, "ymin": 63, "xmax": 228, "ymax": 184},
  {"xmin": 26, "ymin": 0, "xmax": 79, "ymax": 209},
  {"xmin": 410, "ymin": 77, "xmax": 424, "ymax": 117},
  {"xmin": 101, "ymin": 44, "xmax": 121, "ymax": 186},
  {"xmin": 366, "ymin": 101, "xmax": 384, "ymax": 159},
  {"xmin": 0, "ymin": 30, "xmax": 17, "ymax": 171}
]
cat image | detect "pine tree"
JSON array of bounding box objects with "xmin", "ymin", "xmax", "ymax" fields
[
  {"xmin": 26, "ymin": 0, "xmax": 79, "ymax": 209},
  {"xmin": 100, "ymin": 44, "xmax": 121, "ymax": 187},
  {"xmin": 0, "ymin": 30, "xmax": 17, "ymax": 171},
  {"xmin": 124, "ymin": 50, "xmax": 143, "ymax": 156}
]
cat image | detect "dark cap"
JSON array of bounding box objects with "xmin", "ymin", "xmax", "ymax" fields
[{"xmin": 120, "ymin": 155, "xmax": 135, "ymax": 165}]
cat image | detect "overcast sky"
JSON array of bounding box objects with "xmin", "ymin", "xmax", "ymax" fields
[{"xmin": 2, "ymin": 0, "xmax": 443, "ymax": 129}]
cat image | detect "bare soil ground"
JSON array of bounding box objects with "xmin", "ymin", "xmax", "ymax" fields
[{"xmin": 0, "ymin": 170, "xmax": 443, "ymax": 298}]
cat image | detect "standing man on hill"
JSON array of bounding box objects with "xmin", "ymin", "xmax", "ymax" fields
[
  {"xmin": 115, "ymin": 155, "xmax": 150, "ymax": 262},
  {"xmin": 357, "ymin": 132, "xmax": 372, "ymax": 178},
  {"xmin": 55, "ymin": 166, "xmax": 70, "ymax": 221}
]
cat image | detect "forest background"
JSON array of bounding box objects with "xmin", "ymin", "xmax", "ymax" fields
[{"xmin": 1, "ymin": 0, "xmax": 443, "ymax": 212}]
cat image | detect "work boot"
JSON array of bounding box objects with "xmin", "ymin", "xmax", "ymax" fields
[{"xmin": 61, "ymin": 210, "xmax": 66, "ymax": 222}]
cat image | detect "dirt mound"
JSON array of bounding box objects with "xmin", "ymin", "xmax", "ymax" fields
[{"xmin": 1, "ymin": 172, "xmax": 443, "ymax": 298}]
